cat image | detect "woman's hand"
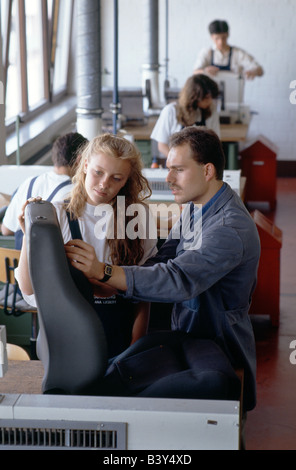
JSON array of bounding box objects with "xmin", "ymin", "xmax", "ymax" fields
[{"xmin": 18, "ymin": 197, "xmax": 42, "ymax": 234}]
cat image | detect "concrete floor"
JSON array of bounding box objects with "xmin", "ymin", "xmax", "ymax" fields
[{"xmin": 245, "ymin": 178, "xmax": 296, "ymax": 450}]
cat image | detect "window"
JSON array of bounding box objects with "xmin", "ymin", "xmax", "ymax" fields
[
  {"xmin": 52, "ymin": 0, "xmax": 73, "ymax": 96},
  {"xmin": 3, "ymin": 0, "xmax": 21, "ymax": 120},
  {"xmin": 25, "ymin": 0, "xmax": 47, "ymax": 109},
  {"xmin": 0, "ymin": 0, "xmax": 73, "ymax": 125}
]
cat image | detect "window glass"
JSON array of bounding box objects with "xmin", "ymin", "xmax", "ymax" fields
[
  {"xmin": 5, "ymin": 0, "xmax": 20, "ymax": 120},
  {"xmin": 2, "ymin": 0, "xmax": 73, "ymax": 124},
  {"xmin": 25, "ymin": 0, "xmax": 45, "ymax": 109},
  {"xmin": 52, "ymin": 0, "xmax": 73, "ymax": 95},
  {"xmin": 1, "ymin": 1, "xmax": 9, "ymax": 54},
  {"xmin": 47, "ymin": 0, "xmax": 53, "ymax": 21}
]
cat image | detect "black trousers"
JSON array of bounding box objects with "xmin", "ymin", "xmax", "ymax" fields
[{"xmin": 99, "ymin": 331, "xmax": 241, "ymax": 402}]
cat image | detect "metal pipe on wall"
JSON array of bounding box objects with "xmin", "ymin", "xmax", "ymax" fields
[
  {"xmin": 76, "ymin": 0, "xmax": 103, "ymax": 140},
  {"xmin": 142, "ymin": 0, "xmax": 161, "ymax": 109},
  {"xmin": 165, "ymin": 0, "xmax": 169, "ymax": 82},
  {"xmin": 111, "ymin": 0, "xmax": 121, "ymax": 134}
]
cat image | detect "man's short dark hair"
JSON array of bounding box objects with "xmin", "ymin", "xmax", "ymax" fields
[
  {"xmin": 169, "ymin": 127, "xmax": 225, "ymax": 180},
  {"xmin": 209, "ymin": 20, "xmax": 229, "ymax": 35},
  {"xmin": 51, "ymin": 132, "xmax": 88, "ymax": 167}
]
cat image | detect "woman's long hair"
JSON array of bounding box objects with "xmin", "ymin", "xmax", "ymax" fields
[
  {"xmin": 66, "ymin": 133, "xmax": 152, "ymax": 266},
  {"xmin": 176, "ymin": 74, "xmax": 219, "ymax": 126}
]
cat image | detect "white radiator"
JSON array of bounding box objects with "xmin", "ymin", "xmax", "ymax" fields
[{"xmin": 0, "ymin": 393, "xmax": 240, "ymax": 450}]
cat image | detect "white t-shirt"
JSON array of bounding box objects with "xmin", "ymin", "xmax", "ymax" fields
[
  {"xmin": 193, "ymin": 45, "xmax": 263, "ymax": 75},
  {"xmin": 54, "ymin": 201, "xmax": 158, "ymax": 266},
  {"xmin": 150, "ymin": 101, "xmax": 221, "ymax": 151},
  {"xmin": 3, "ymin": 171, "xmax": 72, "ymax": 233},
  {"xmin": 17, "ymin": 200, "xmax": 158, "ymax": 307}
]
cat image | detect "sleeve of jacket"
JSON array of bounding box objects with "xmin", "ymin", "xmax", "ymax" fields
[{"xmin": 123, "ymin": 224, "xmax": 244, "ymax": 303}]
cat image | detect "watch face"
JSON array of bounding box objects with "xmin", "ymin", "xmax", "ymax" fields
[{"xmin": 105, "ymin": 265, "xmax": 113, "ymax": 276}]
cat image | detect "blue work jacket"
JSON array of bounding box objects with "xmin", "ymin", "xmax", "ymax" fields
[{"xmin": 123, "ymin": 183, "xmax": 261, "ymax": 410}]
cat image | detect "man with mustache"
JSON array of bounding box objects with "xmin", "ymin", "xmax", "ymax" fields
[{"xmin": 66, "ymin": 126, "xmax": 260, "ymax": 416}]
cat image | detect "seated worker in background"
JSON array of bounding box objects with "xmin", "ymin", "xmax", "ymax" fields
[
  {"xmin": 193, "ymin": 19, "xmax": 264, "ymax": 80},
  {"xmin": 17, "ymin": 133, "xmax": 158, "ymax": 359},
  {"xmin": 151, "ymin": 74, "xmax": 220, "ymax": 160},
  {"xmin": 1, "ymin": 132, "xmax": 88, "ymax": 249},
  {"xmin": 64, "ymin": 127, "xmax": 260, "ymax": 412}
]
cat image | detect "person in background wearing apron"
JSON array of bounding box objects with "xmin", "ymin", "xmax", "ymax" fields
[
  {"xmin": 193, "ymin": 19, "xmax": 264, "ymax": 80},
  {"xmin": 151, "ymin": 74, "xmax": 220, "ymax": 162},
  {"xmin": 16, "ymin": 134, "xmax": 158, "ymax": 359}
]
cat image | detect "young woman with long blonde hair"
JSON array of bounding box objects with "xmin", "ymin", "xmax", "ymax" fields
[{"xmin": 17, "ymin": 133, "xmax": 158, "ymax": 358}]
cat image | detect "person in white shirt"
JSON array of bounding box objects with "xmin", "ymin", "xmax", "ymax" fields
[
  {"xmin": 16, "ymin": 133, "xmax": 158, "ymax": 358},
  {"xmin": 1, "ymin": 132, "xmax": 88, "ymax": 249},
  {"xmin": 193, "ymin": 19, "xmax": 264, "ymax": 80},
  {"xmin": 151, "ymin": 74, "xmax": 220, "ymax": 161}
]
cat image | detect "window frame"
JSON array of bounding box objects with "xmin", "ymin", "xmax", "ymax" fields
[{"xmin": 1, "ymin": 0, "xmax": 74, "ymax": 132}]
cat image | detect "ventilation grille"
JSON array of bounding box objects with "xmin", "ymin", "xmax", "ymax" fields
[{"xmin": 0, "ymin": 420, "xmax": 126, "ymax": 449}]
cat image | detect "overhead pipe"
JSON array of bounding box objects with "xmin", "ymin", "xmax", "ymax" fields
[
  {"xmin": 163, "ymin": 0, "xmax": 170, "ymax": 102},
  {"xmin": 165, "ymin": 0, "xmax": 169, "ymax": 82},
  {"xmin": 110, "ymin": 0, "xmax": 121, "ymax": 134},
  {"xmin": 76, "ymin": 0, "xmax": 103, "ymax": 140},
  {"xmin": 142, "ymin": 0, "xmax": 161, "ymax": 109}
]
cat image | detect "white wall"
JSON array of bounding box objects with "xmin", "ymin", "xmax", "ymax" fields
[{"xmin": 100, "ymin": 0, "xmax": 296, "ymax": 161}]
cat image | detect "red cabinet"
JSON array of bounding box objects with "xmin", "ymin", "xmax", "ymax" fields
[
  {"xmin": 240, "ymin": 136, "xmax": 277, "ymax": 210},
  {"xmin": 249, "ymin": 210, "xmax": 282, "ymax": 327}
]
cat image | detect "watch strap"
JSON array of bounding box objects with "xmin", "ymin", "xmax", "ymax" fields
[{"xmin": 100, "ymin": 263, "xmax": 113, "ymax": 283}]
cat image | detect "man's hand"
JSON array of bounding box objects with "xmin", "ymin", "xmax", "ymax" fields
[
  {"xmin": 65, "ymin": 239, "xmax": 128, "ymax": 292},
  {"xmin": 65, "ymin": 239, "xmax": 104, "ymax": 280},
  {"xmin": 244, "ymin": 66, "xmax": 263, "ymax": 80},
  {"xmin": 204, "ymin": 65, "xmax": 220, "ymax": 76},
  {"xmin": 244, "ymin": 69, "xmax": 257, "ymax": 80},
  {"xmin": 194, "ymin": 66, "xmax": 220, "ymax": 76}
]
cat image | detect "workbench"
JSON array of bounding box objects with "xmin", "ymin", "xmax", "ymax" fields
[
  {"xmin": 120, "ymin": 119, "xmax": 248, "ymax": 169},
  {"xmin": 121, "ymin": 118, "xmax": 248, "ymax": 142}
]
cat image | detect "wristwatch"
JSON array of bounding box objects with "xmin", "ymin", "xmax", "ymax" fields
[{"xmin": 100, "ymin": 263, "xmax": 113, "ymax": 283}]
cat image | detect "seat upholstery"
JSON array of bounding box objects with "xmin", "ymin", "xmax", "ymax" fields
[{"xmin": 25, "ymin": 200, "xmax": 108, "ymax": 395}]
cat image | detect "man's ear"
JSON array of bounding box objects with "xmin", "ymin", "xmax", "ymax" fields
[{"xmin": 204, "ymin": 163, "xmax": 216, "ymax": 181}]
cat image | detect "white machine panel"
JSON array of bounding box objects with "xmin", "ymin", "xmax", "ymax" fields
[
  {"xmin": 0, "ymin": 326, "xmax": 8, "ymax": 378},
  {"xmin": 0, "ymin": 394, "xmax": 240, "ymax": 450}
]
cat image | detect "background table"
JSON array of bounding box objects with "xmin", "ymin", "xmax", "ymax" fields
[{"xmin": 0, "ymin": 360, "xmax": 43, "ymax": 394}]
